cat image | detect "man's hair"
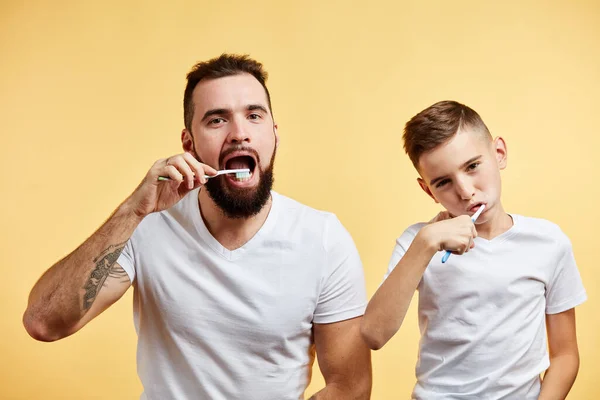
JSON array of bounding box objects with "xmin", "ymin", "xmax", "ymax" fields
[
  {"xmin": 403, "ymin": 100, "xmax": 491, "ymax": 168},
  {"xmin": 183, "ymin": 53, "xmax": 272, "ymax": 132}
]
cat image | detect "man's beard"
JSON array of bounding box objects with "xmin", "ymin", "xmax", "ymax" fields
[{"xmin": 202, "ymin": 147, "xmax": 275, "ymax": 219}]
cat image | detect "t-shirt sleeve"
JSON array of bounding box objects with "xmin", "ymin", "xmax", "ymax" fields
[
  {"xmin": 313, "ymin": 215, "xmax": 367, "ymax": 324},
  {"xmin": 117, "ymin": 238, "xmax": 136, "ymax": 283},
  {"xmin": 545, "ymin": 233, "xmax": 587, "ymax": 314},
  {"xmin": 382, "ymin": 224, "xmax": 423, "ymax": 283}
]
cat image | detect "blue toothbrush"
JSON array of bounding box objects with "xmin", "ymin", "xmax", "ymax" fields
[{"xmin": 441, "ymin": 204, "xmax": 486, "ymax": 263}]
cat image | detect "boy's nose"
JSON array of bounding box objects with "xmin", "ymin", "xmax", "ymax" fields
[{"xmin": 455, "ymin": 179, "xmax": 475, "ymax": 200}]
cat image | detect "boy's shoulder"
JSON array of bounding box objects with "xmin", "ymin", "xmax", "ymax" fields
[
  {"xmin": 395, "ymin": 214, "xmax": 572, "ymax": 248},
  {"xmin": 402, "ymin": 222, "xmax": 428, "ymax": 238},
  {"xmin": 394, "ymin": 222, "xmax": 428, "ymax": 247},
  {"xmin": 513, "ymin": 214, "xmax": 569, "ymax": 239},
  {"xmin": 398, "ymin": 214, "xmax": 566, "ymax": 234},
  {"xmin": 512, "ymin": 214, "xmax": 574, "ymax": 254},
  {"xmin": 397, "ymin": 215, "xmax": 572, "ymax": 247}
]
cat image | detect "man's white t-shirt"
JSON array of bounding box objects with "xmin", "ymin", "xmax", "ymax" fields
[
  {"xmin": 384, "ymin": 214, "xmax": 587, "ymax": 400},
  {"xmin": 117, "ymin": 189, "xmax": 367, "ymax": 400}
]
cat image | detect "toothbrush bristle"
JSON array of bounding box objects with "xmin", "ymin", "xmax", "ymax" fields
[{"xmin": 235, "ymin": 171, "xmax": 251, "ymax": 179}]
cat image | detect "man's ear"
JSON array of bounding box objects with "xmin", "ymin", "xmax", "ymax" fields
[{"xmin": 182, "ymin": 129, "xmax": 194, "ymax": 153}]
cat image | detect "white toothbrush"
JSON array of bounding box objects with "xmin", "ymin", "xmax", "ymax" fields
[
  {"xmin": 157, "ymin": 168, "xmax": 251, "ymax": 181},
  {"xmin": 441, "ymin": 204, "xmax": 486, "ymax": 263}
]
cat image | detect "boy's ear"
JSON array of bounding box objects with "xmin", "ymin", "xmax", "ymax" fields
[
  {"xmin": 494, "ymin": 136, "xmax": 508, "ymax": 170},
  {"xmin": 418, "ymin": 177, "xmax": 439, "ymax": 203}
]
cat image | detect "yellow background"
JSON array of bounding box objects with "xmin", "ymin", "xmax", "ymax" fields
[{"xmin": 1, "ymin": 0, "xmax": 598, "ymax": 398}]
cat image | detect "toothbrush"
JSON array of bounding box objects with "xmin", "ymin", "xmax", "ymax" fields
[
  {"xmin": 441, "ymin": 204, "xmax": 486, "ymax": 263},
  {"xmin": 157, "ymin": 168, "xmax": 251, "ymax": 181}
]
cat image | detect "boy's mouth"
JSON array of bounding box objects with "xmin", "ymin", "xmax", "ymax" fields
[{"xmin": 467, "ymin": 202, "xmax": 486, "ymax": 213}]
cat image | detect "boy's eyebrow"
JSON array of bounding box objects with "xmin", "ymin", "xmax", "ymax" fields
[{"xmin": 429, "ymin": 155, "xmax": 482, "ymax": 186}]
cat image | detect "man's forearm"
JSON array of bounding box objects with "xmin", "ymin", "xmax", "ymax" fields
[
  {"xmin": 23, "ymin": 199, "xmax": 142, "ymax": 340},
  {"xmin": 538, "ymin": 354, "xmax": 579, "ymax": 400}
]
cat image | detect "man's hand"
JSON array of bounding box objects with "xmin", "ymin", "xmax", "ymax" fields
[{"xmin": 126, "ymin": 152, "xmax": 217, "ymax": 218}]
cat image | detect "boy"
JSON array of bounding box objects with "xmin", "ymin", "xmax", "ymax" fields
[{"xmin": 361, "ymin": 100, "xmax": 586, "ymax": 399}]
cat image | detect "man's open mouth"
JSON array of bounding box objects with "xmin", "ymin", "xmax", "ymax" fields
[{"xmin": 223, "ymin": 152, "xmax": 257, "ymax": 182}]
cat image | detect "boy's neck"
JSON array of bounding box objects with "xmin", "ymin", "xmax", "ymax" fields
[{"xmin": 475, "ymin": 203, "xmax": 513, "ymax": 240}]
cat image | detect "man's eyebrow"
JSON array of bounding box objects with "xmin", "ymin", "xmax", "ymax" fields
[
  {"xmin": 247, "ymin": 104, "xmax": 268, "ymax": 113},
  {"xmin": 201, "ymin": 108, "xmax": 230, "ymax": 122}
]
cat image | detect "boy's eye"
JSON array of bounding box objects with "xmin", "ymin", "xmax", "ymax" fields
[
  {"xmin": 467, "ymin": 162, "xmax": 480, "ymax": 171},
  {"xmin": 435, "ymin": 179, "xmax": 450, "ymax": 188},
  {"xmin": 248, "ymin": 113, "xmax": 262, "ymax": 120}
]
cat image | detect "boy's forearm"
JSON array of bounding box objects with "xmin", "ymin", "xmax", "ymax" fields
[
  {"xmin": 538, "ymin": 353, "xmax": 580, "ymax": 400},
  {"xmin": 361, "ymin": 230, "xmax": 437, "ymax": 350},
  {"xmin": 23, "ymin": 199, "xmax": 143, "ymax": 340}
]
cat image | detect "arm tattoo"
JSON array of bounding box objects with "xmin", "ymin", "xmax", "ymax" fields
[{"xmin": 82, "ymin": 242, "xmax": 127, "ymax": 311}]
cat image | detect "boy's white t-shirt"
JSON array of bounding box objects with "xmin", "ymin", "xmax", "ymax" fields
[
  {"xmin": 117, "ymin": 189, "xmax": 367, "ymax": 400},
  {"xmin": 384, "ymin": 214, "xmax": 587, "ymax": 400}
]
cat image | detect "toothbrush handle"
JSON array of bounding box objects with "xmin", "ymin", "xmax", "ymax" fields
[
  {"xmin": 157, "ymin": 169, "xmax": 249, "ymax": 181},
  {"xmin": 440, "ymin": 205, "xmax": 485, "ymax": 263},
  {"xmin": 157, "ymin": 173, "xmax": 216, "ymax": 181},
  {"xmin": 441, "ymin": 250, "xmax": 452, "ymax": 263}
]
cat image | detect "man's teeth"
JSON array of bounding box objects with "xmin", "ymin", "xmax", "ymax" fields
[{"xmin": 234, "ymin": 171, "xmax": 252, "ymax": 182}]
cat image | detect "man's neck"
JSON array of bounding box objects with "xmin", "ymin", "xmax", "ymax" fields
[
  {"xmin": 476, "ymin": 203, "xmax": 513, "ymax": 240},
  {"xmin": 197, "ymin": 188, "xmax": 273, "ymax": 251}
]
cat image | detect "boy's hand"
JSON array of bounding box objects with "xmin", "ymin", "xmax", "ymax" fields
[{"xmin": 420, "ymin": 215, "xmax": 477, "ymax": 255}]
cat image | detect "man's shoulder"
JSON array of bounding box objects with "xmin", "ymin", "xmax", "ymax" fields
[
  {"xmin": 271, "ymin": 191, "xmax": 351, "ymax": 242},
  {"xmin": 272, "ymin": 191, "xmax": 338, "ymax": 222},
  {"xmin": 133, "ymin": 190, "xmax": 198, "ymax": 235}
]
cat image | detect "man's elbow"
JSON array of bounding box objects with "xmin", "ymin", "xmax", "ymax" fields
[{"xmin": 22, "ymin": 310, "xmax": 69, "ymax": 342}]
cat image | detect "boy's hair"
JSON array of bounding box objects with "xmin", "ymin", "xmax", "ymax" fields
[
  {"xmin": 183, "ymin": 53, "xmax": 272, "ymax": 132},
  {"xmin": 403, "ymin": 100, "xmax": 491, "ymax": 168}
]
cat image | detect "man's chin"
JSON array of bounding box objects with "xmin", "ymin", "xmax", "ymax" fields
[{"xmin": 204, "ymin": 169, "xmax": 274, "ymax": 219}]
